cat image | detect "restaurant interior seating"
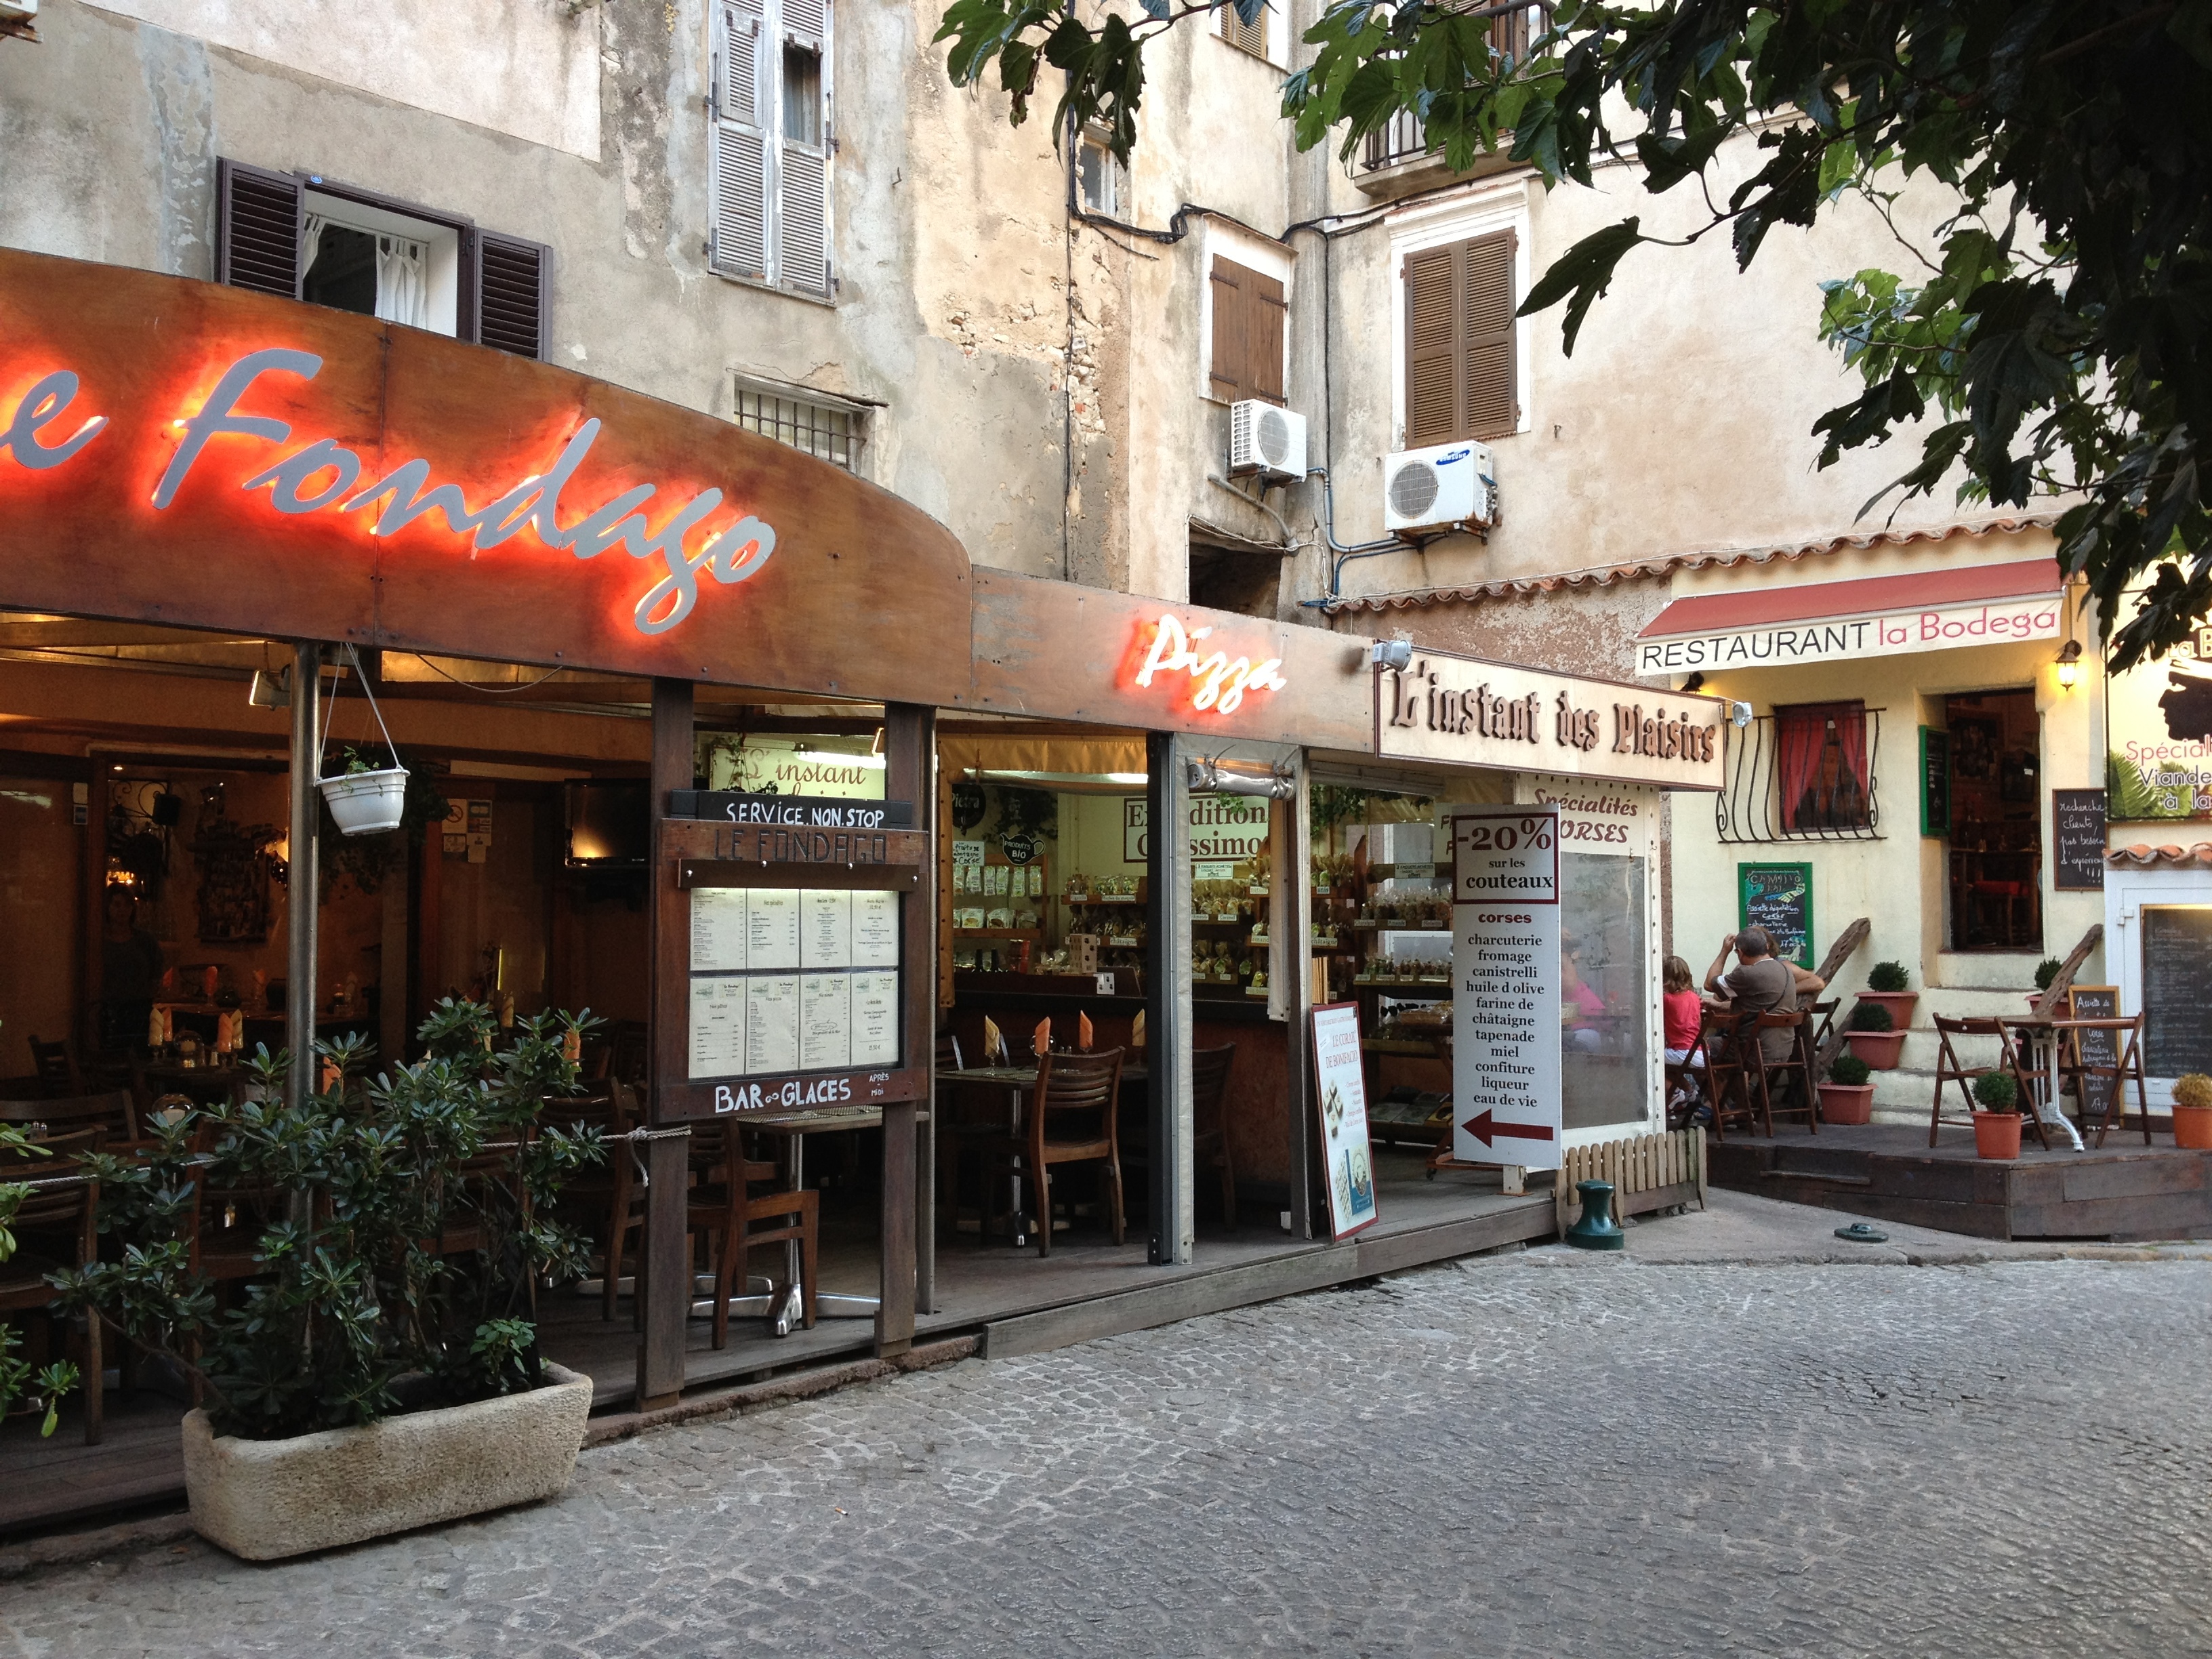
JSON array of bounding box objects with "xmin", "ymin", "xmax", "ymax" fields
[
  {"xmin": 26, "ymin": 1036, "xmax": 83, "ymax": 1100},
  {"xmin": 0, "ymin": 1126, "xmax": 103, "ymax": 1444},
  {"xmin": 985, "ymin": 1046, "xmax": 1126, "ymax": 1257},
  {"xmin": 687, "ymin": 1121, "xmax": 819, "ymax": 1347}
]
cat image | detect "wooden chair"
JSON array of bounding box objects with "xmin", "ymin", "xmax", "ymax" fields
[
  {"xmin": 1191, "ymin": 1043, "xmax": 1238, "ymax": 1229},
  {"xmin": 987, "ymin": 1047, "xmax": 1126, "ymax": 1258},
  {"xmin": 0, "ymin": 1090, "xmax": 139, "ymax": 1147},
  {"xmin": 2057, "ymin": 1015, "xmax": 2152, "ymax": 1148},
  {"xmin": 0, "ymin": 1128, "xmax": 102, "ymax": 1443},
  {"xmin": 1930, "ymin": 1015, "xmax": 2041, "ymax": 1148},
  {"xmin": 1750, "ymin": 1010, "xmax": 1818, "ymax": 1134},
  {"xmin": 598, "ymin": 1082, "xmax": 648, "ymax": 1324},
  {"xmin": 539, "ymin": 1087, "xmax": 626, "ymax": 1318},
  {"xmin": 686, "ymin": 1121, "xmax": 817, "ymax": 1348},
  {"xmin": 1804, "ymin": 997, "xmax": 1841, "ymax": 1063},
  {"xmin": 26, "ymin": 1034, "xmax": 83, "ymax": 1100},
  {"xmin": 1697, "ymin": 1009, "xmax": 1765, "ymax": 1141}
]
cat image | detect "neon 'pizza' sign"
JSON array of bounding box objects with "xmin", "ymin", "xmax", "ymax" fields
[
  {"xmin": 1128, "ymin": 613, "xmax": 1288, "ymax": 716},
  {"xmin": 0, "ymin": 348, "xmax": 776, "ymax": 636}
]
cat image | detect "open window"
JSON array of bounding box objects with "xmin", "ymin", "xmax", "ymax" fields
[{"xmin": 710, "ymin": 0, "xmax": 835, "ymax": 300}]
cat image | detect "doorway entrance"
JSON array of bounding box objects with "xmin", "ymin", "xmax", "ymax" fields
[{"xmin": 1944, "ymin": 688, "xmax": 2043, "ymax": 951}]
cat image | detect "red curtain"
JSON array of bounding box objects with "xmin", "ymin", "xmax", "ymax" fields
[{"xmin": 1778, "ymin": 702, "xmax": 1869, "ymax": 832}]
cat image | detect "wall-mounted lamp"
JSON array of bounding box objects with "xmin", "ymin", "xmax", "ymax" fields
[
  {"xmin": 248, "ymin": 666, "xmax": 290, "ymax": 710},
  {"xmin": 2055, "ymin": 639, "xmax": 2083, "ymax": 691},
  {"xmin": 1371, "ymin": 639, "xmax": 1413, "ymax": 672}
]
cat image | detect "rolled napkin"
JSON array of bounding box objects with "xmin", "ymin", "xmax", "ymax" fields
[
  {"xmin": 1132, "ymin": 1009, "xmax": 1146, "ymax": 1051},
  {"xmin": 1033, "ymin": 1016, "xmax": 1052, "ymax": 1057},
  {"xmin": 983, "ymin": 1015, "xmax": 1004, "ymax": 1065},
  {"xmin": 1079, "ymin": 1011, "xmax": 1093, "ymax": 1052}
]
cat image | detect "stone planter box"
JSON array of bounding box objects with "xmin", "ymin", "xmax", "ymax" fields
[
  {"xmin": 1845, "ymin": 1030, "xmax": 1908, "ymax": 1069},
  {"xmin": 1856, "ymin": 991, "xmax": 1918, "ymax": 1029},
  {"xmin": 182, "ymin": 1363, "xmax": 592, "ymax": 1561}
]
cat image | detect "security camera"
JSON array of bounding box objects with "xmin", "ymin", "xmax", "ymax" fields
[{"xmin": 1372, "ymin": 639, "xmax": 1413, "ymax": 672}]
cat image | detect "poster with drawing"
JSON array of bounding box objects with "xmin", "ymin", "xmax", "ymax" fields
[{"xmin": 1311, "ymin": 1002, "xmax": 1379, "ymax": 1241}]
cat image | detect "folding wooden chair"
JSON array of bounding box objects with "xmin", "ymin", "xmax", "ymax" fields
[
  {"xmin": 1697, "ymin": 1009, "xmax": 1765, "ymax": 1141},
  {"xmin": 1750, "ymin": 1010, "xmax": 1818, "ymax": 1134},
  {"xmin": 1930, "ymin": 1015, "xmax": 2043, "ymax": 1149}
]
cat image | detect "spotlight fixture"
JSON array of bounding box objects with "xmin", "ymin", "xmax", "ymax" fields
[
  {"xmin": 1371, "ymin": 639, "xmax": 1413, "ymax": 672},
  {"xmin": 249, "ymin": 666, "xmax": 291, "ymax": 709},
  {"xmin": 1729, "ymin": 701, "xmax": 1755, "ymax": 729}
]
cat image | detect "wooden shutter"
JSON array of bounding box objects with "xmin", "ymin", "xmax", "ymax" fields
[
  {"xmin": 216, "ymin": 159, "xmax": 303, "ymax": 298},
  {"xmin": 1221, "ymin": 0, "xmax": 1268, "ymax": 59},
  {"xmin": 1248, "ymin": 267, "xmax": 1287, "ymax": 404},
  {"xmin": 1402, "ymin": 229, "xmax": 1517, "ymax": 446},
  {"xmin": 1208, "ymin": 256, "xmax": 1286, "ymax": 404},
  {"xmin": 710, "ymin": 0, "xmax": 770, "ymax": 281},
  {"xmin": 1208, "ymin": 258, "xmax": 1248, "ymax": 400},
  {"xmin": 778, "ymin": 0, "xmax": 834, "ymax": 296},
  {"xmin": 475, "ymin": 232, "xmax": 549, "ymax": 359}
]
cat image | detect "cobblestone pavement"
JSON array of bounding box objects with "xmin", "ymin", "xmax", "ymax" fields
[{"xmin": 7, "ymin": 1253, "xmax": 2211, "ymax": 1658}]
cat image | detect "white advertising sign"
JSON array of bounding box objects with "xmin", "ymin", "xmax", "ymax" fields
[
  {"xmin": 1309, "ymin": 1002, "xmax": 1379, "ymax": 1240},
  {"xmin": 1450, "ymin": 806, "xmax": 1563, "ymax": 1168},
  {"xmin": 1633, "ymin": 592, "xmax": 2062, "ymax": 674}
]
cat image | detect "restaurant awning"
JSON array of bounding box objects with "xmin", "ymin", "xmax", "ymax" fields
[{"xmin": 1632, "ymin": 558, "xmax": 2066, "ymax": 675}]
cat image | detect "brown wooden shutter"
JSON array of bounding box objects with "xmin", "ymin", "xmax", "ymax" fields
[
  {"xmin": 1249, "ymin": 267, "xmax": 1288, "ymax": 404},
  {"xmin": 1401, "ymin": 230, "xmax": 1517, "ymax": 446},
  {"xmin": 216, "ymin": 159, "xmax": 303, "ymax": 298},
  {"xmin": 475, "ymin": 232, "xmax": 550, "ymax": 360},
  {"xmin": 1209, "ymin": 258, "xmax": 1247, "ymax": 401},
  {"xmin": 1221, "ymin": 1, "xmax": 1268, "ymax": 58}
]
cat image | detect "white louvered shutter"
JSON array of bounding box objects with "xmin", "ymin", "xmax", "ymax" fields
[
  {"xmin": 777, "ymin": 0, "xmax": 833, "ymax": 296},
  {"xmin": 710, "ymin": 0, "xmax": 769, "ymax": 281}
]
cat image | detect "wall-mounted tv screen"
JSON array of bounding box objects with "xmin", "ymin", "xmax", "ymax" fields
[{"xmin": 565, "ymin": 780, "xmax": 649, "ymax": 868}]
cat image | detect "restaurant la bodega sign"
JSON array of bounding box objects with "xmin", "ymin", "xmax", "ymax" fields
[{"xmin": 0, "ymin": 247, "xmax": 975, "ymax": 705}]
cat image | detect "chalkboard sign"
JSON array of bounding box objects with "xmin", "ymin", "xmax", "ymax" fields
[
  {"xmin": 2051, "ymin": 788, "xmax": 2106, "ymax": 890},
  {"xmin": 1738, "ymin": 862, "xmax": 1815, "ymax": 969},
  {"xmin": 2064, "ymin": 985, "xmax": 2121, "ymax": 1086},
  {"xmin": 1919, "ymin": 726, "xmax": 1950, "ymax": 838},
  {"xmin": 2144, "ymin": 908, "xmax": 2212, "ymax": 1076}
]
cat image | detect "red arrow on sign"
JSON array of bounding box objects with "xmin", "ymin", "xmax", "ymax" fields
[{"xmin": 1460, "ymin": 1109, "xmax": 1556, "ymax": 1145}]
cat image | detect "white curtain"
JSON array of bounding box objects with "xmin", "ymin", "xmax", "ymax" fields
[
  {"xmin": 374, "ymin": 235, "xmax": 430, "ymax": 330},
  {"xmin": 302, "ymin": 211, "xmax": 329, "ymax": 278}
]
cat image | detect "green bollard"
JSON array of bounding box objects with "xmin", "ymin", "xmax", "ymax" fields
[{"xmin": 1565, "ymin": 1179, "xmax": 1624, "ymax": 1251}]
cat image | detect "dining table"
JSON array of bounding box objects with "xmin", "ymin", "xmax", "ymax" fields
[
  {"xmin": 935, "ymin": 1056, "xmax": 1149, "ymax": 1242},
  {"xmin": 1999, "ymin": 1015, "xmax": 2091, "ymax": 1151},
  {"xmin": 706, "ymin": 1103, "xmax": 903, "ymax": 1329}
]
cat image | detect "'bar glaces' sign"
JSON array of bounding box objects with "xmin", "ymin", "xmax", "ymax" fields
[{"xmin": 0, "ymin": 352, "xmax": 776, "ymax": 637}]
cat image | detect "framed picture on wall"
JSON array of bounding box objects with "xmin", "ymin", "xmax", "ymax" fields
[{"xmin": 1950, "ymin": 714, "xmax": 2001, "ymax": 782}]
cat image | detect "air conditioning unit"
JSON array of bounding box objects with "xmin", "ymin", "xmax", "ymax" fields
[
  {"xmin": 1382, "ymin": 441, "xmax": 1498, "ymax": 535},
  {"xmin": 0, "ymin": 0, "xmax": 37, "ymax": 19},
  {"xmin": 1228, "ymin": 401, "xmax": 1307, "ymax": 481}
]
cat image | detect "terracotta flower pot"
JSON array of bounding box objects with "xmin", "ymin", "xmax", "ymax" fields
[
  {"xmin": 1818, "ymin": 1082, "xmax": 1875, "ymax": 1125},
  {"xmin": 1844, "ymin": 1030, "xmax": 1908, "ymax": 1070},
  {"xmin": 1857, "ymin": 991, "xmax": 1919, "ymax": 1029},
  {"xmin": 2173, "ymin": 1105, "xmax": 2212, "ymax": 1151},
  {"xmin": 1973, "ymin": 1110, "xmax": 2023, "ymax": 1160}
]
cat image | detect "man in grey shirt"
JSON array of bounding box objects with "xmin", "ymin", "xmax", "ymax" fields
[{"xmin": 1704, "ymin": 927, "xmax": 1825, "ymax": 1062}]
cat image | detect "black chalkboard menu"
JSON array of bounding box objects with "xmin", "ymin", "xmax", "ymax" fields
[
  {"xmin": 2144, "ymin": 907, "xmax": 2212, "ymax": 1076},
  {"xmin": 1738, "ymin": 862, "xmax": 1815, "ymax": 968},
  {"xmin": 2065, "ymin": 985, "xmax": 2121, "ymax": 1081},
  {"xmin": 2051, "ymin": 788, "xmax": 2107, "ymax": 890},
  {"xmin": 1919, "ymin": 726, "xmax": 1950, "ymax": 838}
]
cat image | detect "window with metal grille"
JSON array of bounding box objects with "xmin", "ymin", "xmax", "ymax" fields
[{"xmin": 735, "ymin": 385, "xmax": 865, "ymax": 471}]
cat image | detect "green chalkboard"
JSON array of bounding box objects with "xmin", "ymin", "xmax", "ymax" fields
[
  {"xmin": 1738, "ymin": 863, "xmax": 1816, "ymax": 969},
  {"xmin": 1919, "ymin": 726, "xmax": 1950, "ymax": 838}
]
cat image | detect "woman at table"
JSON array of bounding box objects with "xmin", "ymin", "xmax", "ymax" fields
[{"xmin": 1561, "ymin": 937, "xmax": 1606, "ymax": 1054}]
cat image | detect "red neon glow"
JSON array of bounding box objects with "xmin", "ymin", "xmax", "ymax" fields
[{"xmin": 1123, "ymin": 613, "xmax": 1288, "ymax": 716}]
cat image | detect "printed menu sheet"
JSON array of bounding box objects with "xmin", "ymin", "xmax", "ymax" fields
[
  {"xmin": 851, "ymin": 889, "xmax": 899, "ymax": 967},
  {"xmin": 743, "ymin": 975, "xmax": 800, "ymax": 1075},
  {"xmin": 849, "ymin": 970, "xmax": 901, "ymax": 1066},
  {"xmin": 690, "ymin": 889, "xmax": 748, "ymax": 972},
  {"xmin": 745, "ymin": 889, "xmax": 800, "ymax": 970},
  {"xmin": 800, "ymin": 972, "xmax": 851, "ymax": 1071},
  {"xmin": 688, "ymin": 977, "xmax": 747, "ymax": 1079},
  {"xmin": 802, "ymin": 888, "xmax": 851, "ymax": 968}
]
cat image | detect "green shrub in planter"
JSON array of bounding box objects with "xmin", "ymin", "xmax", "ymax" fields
[
  {"xmin": 1846, "ymin": 1001, "xmax": 1895, "ymax": 1033},
  {"xmin": 54, "ymin": 1000, "xmax": 603, "ymax": 1441},
  {"xmin": 2034, "ymin": 957, "xmax": 2064, "ymax": 991},
  {"xmin": 1867, "ymin": 960, "xmax": 1911, "ymax": 993},
  {"xmin": 0, "ymin": 1122, "xmax": 79, "ymax": 1437},
  {"xmin": 1828, "ymin": 1052, "xmax": 1872, "ymax": 1087},
  {"xmin": 1973, "ymin": 1069, "xmax": 2020, "ymax": 1110},
  {"xmin": 2173, "ymin": 1073, "xmax": 2212, "ymax": 1111}
]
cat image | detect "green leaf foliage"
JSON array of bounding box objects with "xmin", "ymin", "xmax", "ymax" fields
[
  {"xmin": 1866, "ymin": 960, "xmax": 1911, "ymax": 993},
  {"xmin": 1847, "ymin": 1000, "xmax": 1895, "ymax": 1032},
  {"xmin": 1973, "ymin": 1068, "xmax": 2020, "ymax": 1109},
  {"xmin": 930, "ymin": 0, "xmax": 2212, "ymax": 667},
  {"xmin": 1827, "ymin": 1051, "xmax": 1872, "ymax": 1086}
]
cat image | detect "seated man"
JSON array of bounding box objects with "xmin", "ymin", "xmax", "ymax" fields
[{"xmin": 1704, "ymin": 927, "xmax": 1824, "ymax": 1063}]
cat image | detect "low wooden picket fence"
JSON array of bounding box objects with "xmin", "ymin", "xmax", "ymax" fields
[{"xmin": 1553, "ymin": 1126, "xmax": 1707, "ymax": 1235}]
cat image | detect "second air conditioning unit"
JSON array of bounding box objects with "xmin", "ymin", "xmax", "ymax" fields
[
  {"xmin": 1228, "ymin": 401, "xmax": 1307, "ymax": 482},
  {"xmin": 1382, "ymin": 441, "xmax": 1498, "ymax": 535}
]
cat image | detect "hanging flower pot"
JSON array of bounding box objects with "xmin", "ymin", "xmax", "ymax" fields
[{"xmin": 319, "ymin": 766, "xmax": 409, "ymax": 835}]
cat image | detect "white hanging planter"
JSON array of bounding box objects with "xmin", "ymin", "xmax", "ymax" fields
[{"xmin": 319, "ymin": 767, "xmax": 409, "ymax": 835}]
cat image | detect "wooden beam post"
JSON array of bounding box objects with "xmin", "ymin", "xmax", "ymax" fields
[
  {"xmin": 637, "ymin": 677, "xmax": 695, "ymax": 1410},
  {"xmin": 881, "ymin": 701, "xmax": 933, "ymax": 1343},
  {"xmin": 1809, "ymin": 916, "xmax": 1872, "ymax": 1078},
  {"xmin": 1275, "ymin": 762, "xmax": 1315, "ymax": 1240},
  {"xmin": 1145, "ymin": 732, "xmax": 1193, "ymax": 1265},
  {"xmin": 285, "ymin": 642, "xmax": 321, "ymax": 1109}
]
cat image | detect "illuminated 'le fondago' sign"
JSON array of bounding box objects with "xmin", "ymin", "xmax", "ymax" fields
[{"xmin": 0, "ymin": 350, "xmax": 775, "ymax": 637}]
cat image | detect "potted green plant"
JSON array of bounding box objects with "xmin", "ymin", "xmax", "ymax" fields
[
  {"xmin": 2031, "ymin": 956, "xmax": 2064, "ymax": 1012},
  {"xmin": 1859, "ymin": 961, "xmax": 1918, "ymax": 1029},
  {"xmin": 1843, "ymin": 1000, "xmax": 1907, "ymax": 1069},
  {"xmin": 55, "ymin": 1000, "xmax": 606, "ymax": 1559},
  {"xmin": 1971, "ymin": 1069, "xmax": 2024, "ymax": 1159},
  {"xmin": 1, "ymin": 1124, "xmax": 79, "ymax": 1438},
  {"xmin": 1818, "ymin": 1051, "xmax": 1877, "ymax": 1124},
  {"xmin": 2171, "ymin": 1073, "xmax": 2212, "ymax": 1150}
]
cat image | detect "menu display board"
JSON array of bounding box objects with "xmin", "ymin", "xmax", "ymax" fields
[
  {"xmin": 2143, "ymin": 907, "xmax": 2212, "ymax": 1076},
  {"xmin": 1310, "ymin": 1003, "xmax": 1379, "ymax": 1240},
  {"xmin": 1738, "ymin": 863, "xmax": 1815, "ymax": 968},
  {"xmin": 684, "ymin": 886, "xmax": 904, "ymax": 1084},
  {"xmin": 2065, "ymin": 984, "xmax": 2121, "ymax": 1081},
  {"xmin": 2051, "ymin": 789, "xmax": 2107, "ymax": 890},
  {"xmin": 1450, "ymin": 805, "xmax": 1564, "ymax": 1170}
]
